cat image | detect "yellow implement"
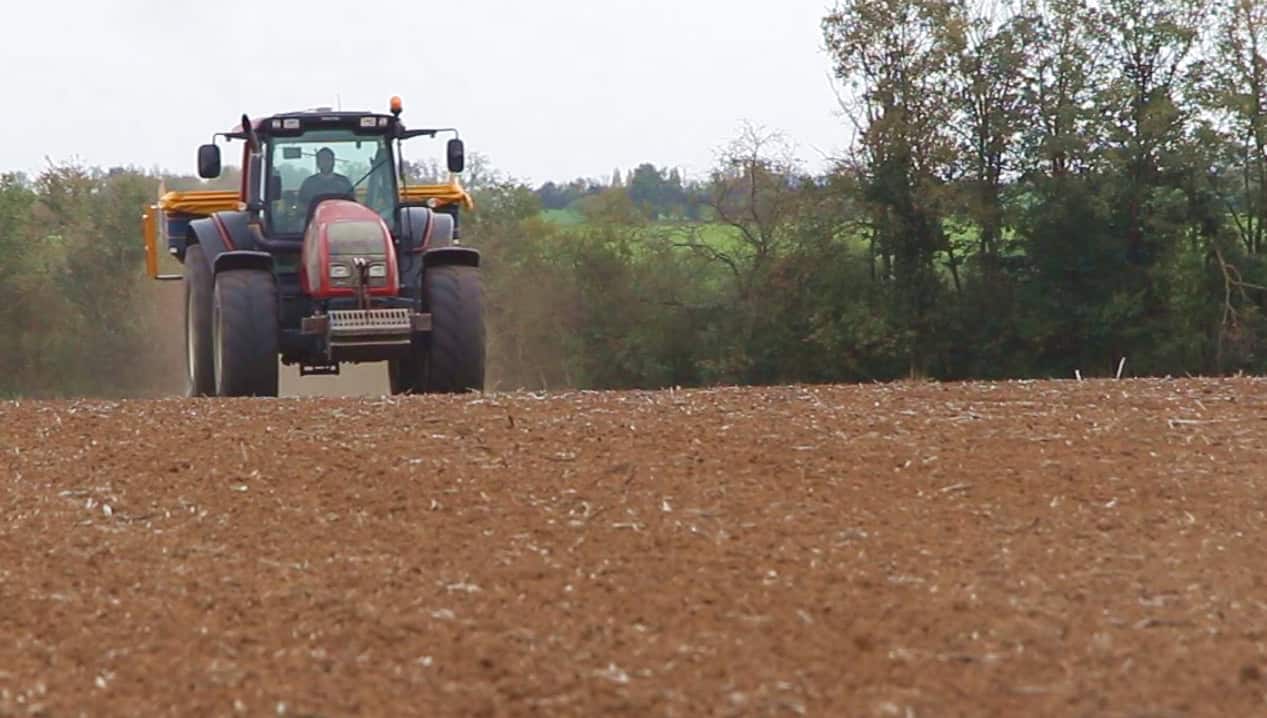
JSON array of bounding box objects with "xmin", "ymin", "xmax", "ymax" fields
[
  {"xmin": 142, "ymin": 205, "xmax": 182, "ymax": 280},
  {"xmin": 400, "ymin": 179, "xmax": 475, "ymax": 210},
  {"xmin": 155, "ymin": 180, "xmax": 473, "ymax": 218},
  {"xmin": 143, "ymin": 181, "xmax": 474, "ymax": 280},
  {"xmin": 143, "ymin": 191, "xmax": 237, "ymax": 280},
  {"xmin": 158, "ymin": 190, "xmax": 243, "ymax": 215}
]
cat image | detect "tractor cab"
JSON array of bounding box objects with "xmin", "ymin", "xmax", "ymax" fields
[
  {"xmin": 195, "ymin": 103, "xmax": 469, "ymax": 240},
  {"xmin": 142, "ymin": 98, "xmax": 485, "ymax": 397}
]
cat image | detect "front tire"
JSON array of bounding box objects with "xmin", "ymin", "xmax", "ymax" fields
[
  {"xmin": 390, "ymin": 265, "xmax": 485, "ymax": 394},
  {"xmin": 212, "ymin": 269, "xmax": 279, "ymax": 397},
  {"xmin": 423, "ymin": 265, "xmax": 485, "ymax": 393},
  {"xmin": 183, "ymin": 244, "xmax": 215, "ymax": 397}
]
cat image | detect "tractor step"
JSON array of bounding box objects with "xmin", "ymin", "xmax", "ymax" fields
[{"xmin": 300, "ymin": 363, "xmax": 340, "ymax": 376}]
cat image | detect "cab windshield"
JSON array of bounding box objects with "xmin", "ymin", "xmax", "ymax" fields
[{"xmin": 266, "ymin": 130, "xmax": 396, "ymax": 235}]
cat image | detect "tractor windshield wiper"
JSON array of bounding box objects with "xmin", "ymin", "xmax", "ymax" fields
[{"xmin": 352, "ymin": 158, "xmax": 391, "ymax": 190}]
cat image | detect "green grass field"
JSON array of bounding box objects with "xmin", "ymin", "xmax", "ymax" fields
[
  {"xmin": 541, "ymin": 208, "xmax": 585, "ymax": 226},
  {"xmin": 536, "ymin": 211, "xmax": 874, "ymax": 258}
]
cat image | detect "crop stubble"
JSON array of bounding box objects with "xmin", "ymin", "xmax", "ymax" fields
[{"xmin": 1, "ymin": 379, "xmax": 1266, "ymax": 716}]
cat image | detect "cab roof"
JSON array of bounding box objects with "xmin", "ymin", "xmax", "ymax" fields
[{"xmin": 229, "ymin": 110, "xmax": 398, "ymax": 138}]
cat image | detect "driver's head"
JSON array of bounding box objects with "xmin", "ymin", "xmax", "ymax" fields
[{"xmin": 316, "ymin": 148, "xmax": 335, "ymax": 175}]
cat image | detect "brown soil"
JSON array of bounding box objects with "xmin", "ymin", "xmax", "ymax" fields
[{"xmin": 2, "ymin": 379, "xmax": 1267, "ymax": 716}]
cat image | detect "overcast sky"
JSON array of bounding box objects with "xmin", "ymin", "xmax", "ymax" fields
[{"xmin": 2, "ymin": 0, "xmax": 846, "ymax": 185}]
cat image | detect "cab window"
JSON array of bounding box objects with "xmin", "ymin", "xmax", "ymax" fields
[{"xmin": 266, "ymin": 130, "xmax": 396, "ymax": 234}]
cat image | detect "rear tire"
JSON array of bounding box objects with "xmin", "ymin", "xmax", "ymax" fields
[
  {"xmin": 183, "ymin": 244, "xmax": 215, "ymax": 397},
  {"xmin": 212, "ymin": 269, "xmax": 279, "ymax": 397},
  {"xmin": 422, "ymin": 265, "xmax": 485, "ymax": 393}
]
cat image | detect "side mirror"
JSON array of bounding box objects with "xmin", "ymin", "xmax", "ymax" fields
[
  {"xmin": 447, "ymin": 138, "xmax": 465, "ymax": 174},
  {"xmin": 198, "ymin": 144, "xmax": 222, "ymax": 179}
]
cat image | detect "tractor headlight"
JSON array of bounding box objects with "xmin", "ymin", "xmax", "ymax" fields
[
  {"xmin": 330, "ymin": 264, "xmax": 351, "ymax": 279},
  {"xmin": 368, "ymin": 263, "xmax": 387, "ymax": 278}
]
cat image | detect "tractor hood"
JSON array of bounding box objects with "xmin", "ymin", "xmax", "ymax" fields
[
  {"xmin": 300, "ymin": 200, "xmax": 399, "ymax": 299},
  {"xmin": 308, "ymin": 198, "xmax": 383, "ymax": 227}
]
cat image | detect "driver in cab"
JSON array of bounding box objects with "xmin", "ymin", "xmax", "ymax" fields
[{"xmin": 298, "ymin": 147, "xmax": 354, "ymax": 208}]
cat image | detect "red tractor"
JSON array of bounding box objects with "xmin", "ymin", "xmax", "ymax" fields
[{"xmin": 143, "ymin": 98, "xmax": 484, "ymax": 396}]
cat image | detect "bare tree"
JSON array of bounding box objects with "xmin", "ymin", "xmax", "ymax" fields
[{"xmin": 696, "ymin": 123, "xmax": 802, "ymax": 294}]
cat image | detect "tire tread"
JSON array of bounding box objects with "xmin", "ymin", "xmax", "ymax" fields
[
  {"xmin": 214, "ymin": 270, "xmax": 279, "ymax": 397},
  {"xmin": 184, "ymin": 245, "xmax": 215, "ymax": 397}
]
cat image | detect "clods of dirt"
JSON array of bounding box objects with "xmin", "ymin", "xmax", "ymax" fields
[{"xmin": 2, "ymin": 379, "xmax": 1267, "ymax": 715}]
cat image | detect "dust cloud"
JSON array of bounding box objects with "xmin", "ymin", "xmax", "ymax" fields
[
  {"xmin": 133, "ymin": 280, "xmax": 190, "ymax": 397},
  {"xmin": 140, "ymin": 278, "xmax": 391, "ymax": 398}
]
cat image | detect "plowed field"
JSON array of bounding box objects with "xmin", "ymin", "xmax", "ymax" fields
[{"xmin": 3, "ymin": 379, "xmax": 1267, "ymax": 716}]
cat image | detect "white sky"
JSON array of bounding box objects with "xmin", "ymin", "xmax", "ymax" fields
[{"xmin": 2, "ymin": 0, "xmax": 846, "ymax": 185}]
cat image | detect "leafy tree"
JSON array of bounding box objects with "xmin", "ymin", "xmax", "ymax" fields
[
  {"xmin": 1208, "ymin": 0, "xmax": 1267, "ymax": 256},
  {"xmin": 1018, "ymin": 0, "xmax": 1101, "ymax": 177},
  {"xmin": 824, "ymin": 0, "xmax": 958, "ymax": 375},
  {"xmin": 943, "ymin": 0, "xmax": 1030, "ymax": 263}
]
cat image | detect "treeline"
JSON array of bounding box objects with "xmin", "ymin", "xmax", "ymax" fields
[
  {"xmin": 0, "ymin": 168, "xmax": 231, "ymax": 397},
  {"xmin": 477, "ymin": 0, "xmax": 1267, "ymax": 387},
  {"xmin": 537, "ymin": 164, "xmax": 703, "ymax": 220},
  {"xmin": 7, "ymin": 0, "xmax": 1267, "ymax": 395}
]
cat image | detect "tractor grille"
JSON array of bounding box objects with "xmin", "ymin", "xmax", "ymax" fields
[{"xmin": 328, "ymin": 309, "xmax": 412, "ymax": 337}]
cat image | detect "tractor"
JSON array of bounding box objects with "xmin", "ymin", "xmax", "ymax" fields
[{"xmin": 142, "ymin": 97, "xmax": 484, "ymax": 397}]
